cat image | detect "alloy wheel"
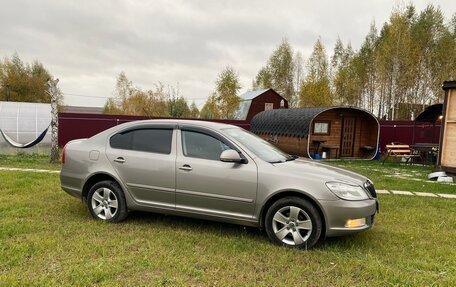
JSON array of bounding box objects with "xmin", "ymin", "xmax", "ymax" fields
[
  {"xmin": 91, "ymin": 187, "xmax": 119, "ymax": 220},
  {"xmin": 272, "ymin": 206, "xmax": 313, "ymax": 245}
]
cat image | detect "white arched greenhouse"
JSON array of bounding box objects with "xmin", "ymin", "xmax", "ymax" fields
[{"xmin": 0, "ymin": 101, "xmax": 51, "ymax": 154}]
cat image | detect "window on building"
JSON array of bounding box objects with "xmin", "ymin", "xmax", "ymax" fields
[
  {"xmin": 265, "ymin": 103, "xmax": 274, "ymax": 110},
  {"xmin": 313, "ymin": 121, "xmax": 330, "ymax": 135}
]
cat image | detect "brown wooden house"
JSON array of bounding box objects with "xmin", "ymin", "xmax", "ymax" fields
[
  {"xmin": 251, "ymin": 107, "xmax": 380, "ymax": 159},
  {"xmin": 236, "ymin": 88, "xmax": 288, "ymax": 122}
]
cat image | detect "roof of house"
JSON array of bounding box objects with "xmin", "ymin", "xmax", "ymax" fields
[
  {"xmin": 251, "ymin": 107, "xmax": 377, "ymax": 137},
  {"xmin": 251, "ymin": 108, "xmax": 326, "ymax": 137},
  {"xmin": 62, "ymin": 105, "xmax": 104, "ymax": 114},
  {"xmin": 239, "ymin": 88, "xmax": 270, "ymax": 101},
  {"xmin": 414, "ymin": 103, "xmax": 443, "ymax": 123}
]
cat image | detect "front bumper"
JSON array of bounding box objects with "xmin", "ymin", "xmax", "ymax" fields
[{"xmin": 321, "ymin": 198, "xmax": 378, "ymax": 237}]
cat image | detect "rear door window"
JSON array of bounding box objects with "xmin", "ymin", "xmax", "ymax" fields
[{"xmin": 110, "ymin": 129, "xmax": 173, "ymax": 154}]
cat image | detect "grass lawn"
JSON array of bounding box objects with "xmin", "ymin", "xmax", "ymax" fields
[
  {"xmin": 0, "ymin": 153, "xmax": 60, "ymax": 170},
  {"xmin": 0, "ymin": 158, "xmax": 455, "ymax": 286},
  {"xmin": 333, "ymin": 160, "xmax": 456, "ymax": 195}
]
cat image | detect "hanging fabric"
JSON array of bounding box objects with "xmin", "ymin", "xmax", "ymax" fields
[{"xmin": 0, "ymin": 123, "xmax": 50, "ymax": 148}]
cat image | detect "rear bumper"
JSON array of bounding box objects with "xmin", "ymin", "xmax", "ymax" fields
[
  {"xmin": 61, "ymin": 185, "xmax": 82, "ymax": 198},
  {"xmin": 321, "ymin": 198, "xmax": 378, "ymax": 237},
  {"xmin": 60, "ymin": 171, "xmax": 83, "ymax": 199}
]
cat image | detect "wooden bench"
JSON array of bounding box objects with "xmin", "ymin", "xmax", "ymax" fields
[{"xmin": 382, "ymin": 144, "xmax": 422, "ymax": 165}]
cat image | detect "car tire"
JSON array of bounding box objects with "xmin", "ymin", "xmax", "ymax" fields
[
  {"xmin": 265, "ymin": 196, "xmax": 322, "ymax": 249},
  {"xmin": 87, "ymin": 180, "xmax": 128, "ymax": 223}
]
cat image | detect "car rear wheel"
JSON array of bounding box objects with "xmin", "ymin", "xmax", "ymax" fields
[
  {"xmin": 87, "ymin": 180, "xmax": 128, "ymax": 222},
  {"xmin": 265, "ymin": 197, "xmax": 322, "ymax": 249}
]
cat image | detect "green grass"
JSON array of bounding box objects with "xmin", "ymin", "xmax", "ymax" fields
[
  {"xmin": 0, "ymin": 153, "xmax": 60, "ymax": 170},
  {"xmin": 333, "ymin": 160, "xmax": 456, "ymax": 195},
  {"xmin": 1, "ymin": 167, "xmax": 455, "ymax": 286}
]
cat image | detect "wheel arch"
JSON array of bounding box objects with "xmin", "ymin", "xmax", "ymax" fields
[
  {"xmin": 259, "ymin": 190, "xmax": 327, "ymax": 239},
  {"xmin": 82, "ymin": 172, "xmax": 123, "ymax": 202}
]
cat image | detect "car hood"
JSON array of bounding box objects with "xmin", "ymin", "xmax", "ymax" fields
[{"xmin": 272, "ymin": 158, "xmax": 369, "ymax": 186}]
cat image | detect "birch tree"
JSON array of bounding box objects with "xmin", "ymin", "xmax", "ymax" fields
[{"xmin": 214, "ymin": 66, "xmax": 241, "ymax": 119}]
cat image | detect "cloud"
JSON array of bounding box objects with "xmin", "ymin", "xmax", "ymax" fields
[{"xmin": 1, "ymin": 0, "xmax": 454, "ymax": 106}]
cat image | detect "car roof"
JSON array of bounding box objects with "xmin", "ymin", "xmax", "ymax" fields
[{"xmin": 115, "ymin": 119, "xmax": 238, "ymax": 131}]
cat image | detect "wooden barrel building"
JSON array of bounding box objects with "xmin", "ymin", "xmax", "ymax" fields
[{"xmin": 251, "ymin": 107, "xmax": 380, "ymax": 159}]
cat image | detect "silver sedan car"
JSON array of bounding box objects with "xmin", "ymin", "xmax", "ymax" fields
[{"xmin": 60, "ymin": 120, "xmax": 378, "ymax": 249}]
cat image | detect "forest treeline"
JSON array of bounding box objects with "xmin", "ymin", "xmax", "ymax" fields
[{"xmin": 253, "ymin": 4, "xmax": 456, "ymax": 120}]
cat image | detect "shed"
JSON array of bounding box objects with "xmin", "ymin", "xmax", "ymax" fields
[
  {"xmin": 236, "ymin": 88, "xmax": 288, "ymax": 121},
  {"xmin": 251, "ymin": 107, "xmax": 380, "ymax": 159},
  {"xmin": 438, "ymin": 81, "xmax": 456, "ymax": 173}
]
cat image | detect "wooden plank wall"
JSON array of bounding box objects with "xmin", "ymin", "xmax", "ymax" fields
[{"xmin": 440, "ymin": 89, "xmax": 456, "ymax": 168}]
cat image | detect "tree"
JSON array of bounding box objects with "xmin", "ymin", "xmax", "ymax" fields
[
  {"xmin": 0, "ymin": 53, "xmax": 63, "ymax": 106},
  {"xmin": 331, "ymin": 38, "xmax": 358, "ymax": 105},
  {"xmin": 326, "ymin": 4, "xmax": 456, "ymax": 119},
  {"xmin": 200, "ymin": 94, "xmax": 220, "ymax": 119},
  {"xmin": 253, "ymin": 67, "xmax": 272, "ymax": 90},
  {"xmin": 189, "ymin": 101, "xmax": 199, "ymax": 118},
  {"xmin": 253, "ymin": 39, "xmax": 295, "ymax": 104},
  {"xmin": 168, "ymin": 96, "xmax": 191, "ymax": 118},
  {"xmin": 103, "ymin": 98, "xmax": 122, "ymax": 114},
  {"xmin": 104, "ymin": 72, "xmax": 169, "ymax": 116},
  {"xmin": 299, "ymin": 39, "xmax": 333, "ymax": 107},
  {"xmin": 214, "ymin": 66, "xmax": 241, "ymax": 119},
  {"xmin": 293, "ymin": 51, "xmax": 304, "ymax": 107}
]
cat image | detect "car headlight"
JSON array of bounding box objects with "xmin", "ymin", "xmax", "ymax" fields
[{"xmin": 325, "ymin": 182, "xmax": 370, "ymax": 201}]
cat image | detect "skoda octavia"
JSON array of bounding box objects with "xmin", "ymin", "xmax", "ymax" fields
[{"xmin": 60, "ymin": 120, "xmax": 378, "ymax": 249}]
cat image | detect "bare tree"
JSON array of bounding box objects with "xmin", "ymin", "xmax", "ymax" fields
[{"xmin": 47, "ymin": 78, "xmax": 59, "ymax": 164}]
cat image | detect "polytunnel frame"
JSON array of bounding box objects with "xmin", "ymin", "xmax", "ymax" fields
[{"xmin": 0, "ymin": 101, "xmax": 52, "ymax": 149}]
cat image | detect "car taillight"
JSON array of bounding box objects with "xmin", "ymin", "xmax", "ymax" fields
[{"xmin": 62, "ymin": 144, "xmax": 67, "ymax": 164}]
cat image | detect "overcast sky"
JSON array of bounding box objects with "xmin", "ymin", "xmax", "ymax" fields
[{"xmin": 1, "ymin": 0, "xmax": 455, "ymax": 107}]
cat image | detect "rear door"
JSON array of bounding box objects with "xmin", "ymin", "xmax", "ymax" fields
[
  {"xmin": 106, "ymin": 124, "xmax": 176, "ymax": 208},
  {"xmin": 175, "ymin": 126, "xmax": 257, "ymax": 220}
]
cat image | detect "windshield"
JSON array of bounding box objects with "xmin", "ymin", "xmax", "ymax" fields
[{"xmin": 223, "ymin": 128, "xmax": 294, "ymax": 163}]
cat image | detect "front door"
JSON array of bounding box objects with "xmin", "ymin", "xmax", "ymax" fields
[
  {"xmin": 175, "ymin": 128, "xmax": 257, "ymax": 220},
  {"xmin": 340, "ymin": 117, "xmax": 356, "ymax": 157}
]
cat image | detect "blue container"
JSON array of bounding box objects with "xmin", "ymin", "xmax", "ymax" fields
[
  {"xmin": 374, "ymin": 144, "xmax": 381, "ymax": 160},
  {"xmin": 314, "ymin": 154, "xmax": 321, "ymax": 160}
]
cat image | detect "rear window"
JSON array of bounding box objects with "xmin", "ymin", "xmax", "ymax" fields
[{"xmin": 110, "ymin": 129, "xmax": 173, "ymax": 154}]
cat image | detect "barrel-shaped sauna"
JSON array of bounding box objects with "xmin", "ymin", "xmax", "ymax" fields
[{"xmin": 251, "ymin": 107, "xmax": 380, "ymax": 159}]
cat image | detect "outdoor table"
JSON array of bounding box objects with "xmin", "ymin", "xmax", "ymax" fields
[{"xmin": 410, "ymin": 143, "xmax": 438, "ymax": 165}]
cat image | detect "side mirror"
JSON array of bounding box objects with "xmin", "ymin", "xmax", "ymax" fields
[{"xmin": 220, "ymin": 149, "xmax": 242, "ymax": 163}]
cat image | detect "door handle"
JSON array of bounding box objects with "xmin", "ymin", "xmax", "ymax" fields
[
  {"xmin": 114, "ymin": 157, "xmax": 125, "ymax": 163},
  {"xmin": 179, "ymin": 164, "xmax": 192, "ymax": 171}
]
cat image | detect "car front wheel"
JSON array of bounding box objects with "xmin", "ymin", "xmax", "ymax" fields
[
  {"xmin": 87, "ymin": 180, "xmax": 128, "ymax": 223},
  {"xmin": 265, "ymin": 197, "xmax": 322, "ymax": 249}
]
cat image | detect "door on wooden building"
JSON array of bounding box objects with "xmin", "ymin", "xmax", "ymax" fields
[{"xmin": 340, "ymin": 117, "xmax": 356, "ymax": 157}]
